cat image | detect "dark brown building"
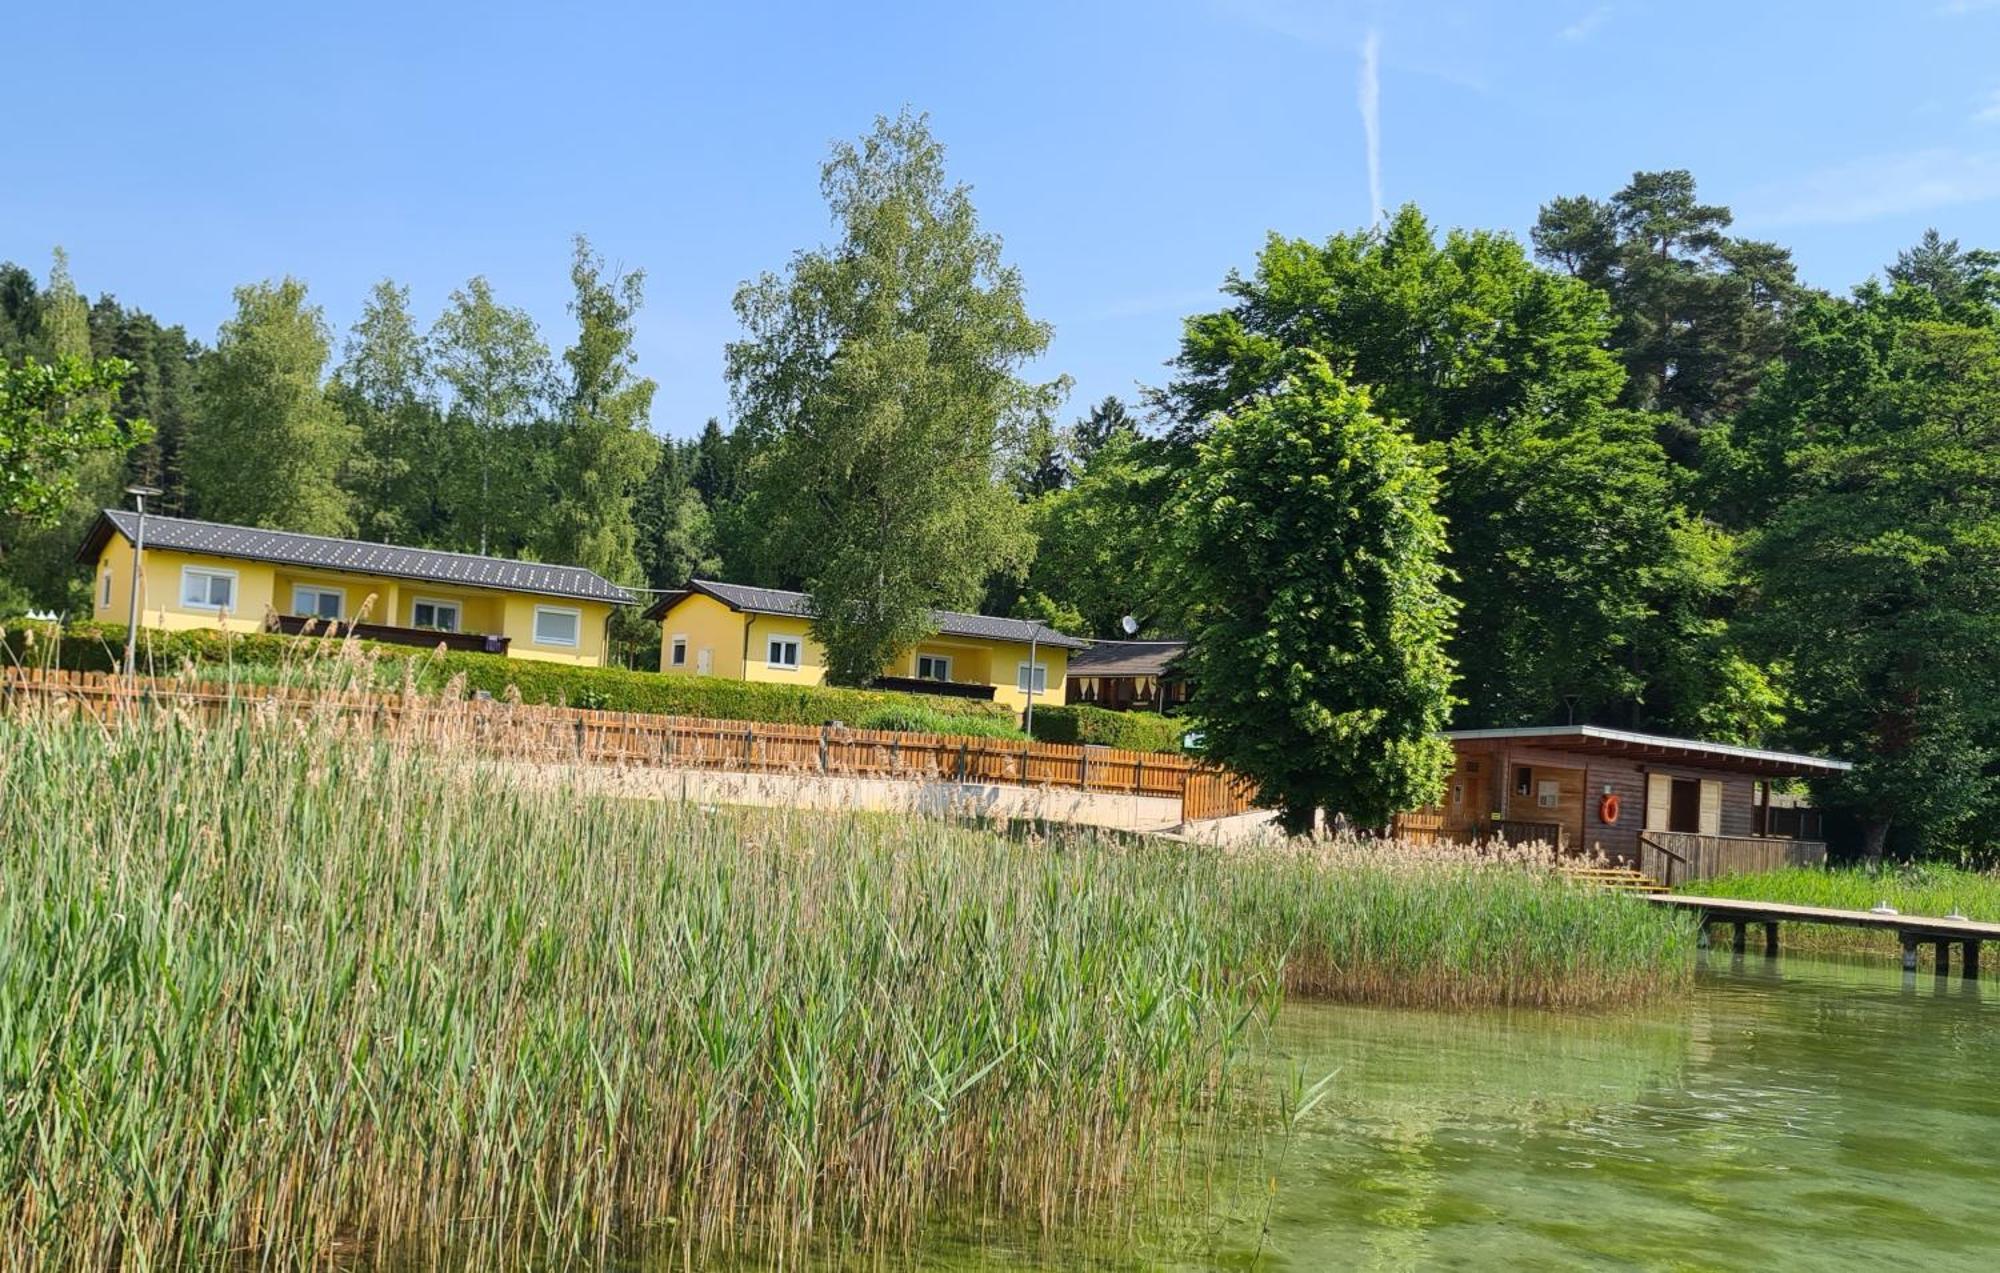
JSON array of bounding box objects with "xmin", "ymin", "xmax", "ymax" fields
[
  {"xmin": 1401, "ymin": 726, "xmax": 1852, "ymax": 885},
  {"xmin": 1065, "ymin": 640, "xmax": 1190, "ymax": 713}
]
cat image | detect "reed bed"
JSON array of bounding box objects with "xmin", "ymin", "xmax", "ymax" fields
[
  {"xmin": 1688, "ymin": 864, "xmax": 2000, "ymax": 958},
  {"xmin": 0, "ymin": 699, "xmax": 1689, "ymax": 1268}
]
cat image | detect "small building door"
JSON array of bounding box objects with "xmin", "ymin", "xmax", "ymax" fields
[
  {"xmin": 1647, "ymin": 773, "xmax": 1723, "ymax": 835},
  {"xmin": 696, "ymin": 647, "xmax": 712, "ymax": 675}
]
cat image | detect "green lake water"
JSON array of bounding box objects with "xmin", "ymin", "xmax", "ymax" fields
[{"xmin": 922, "ymin": 952, "xmax": 2000, "ymax": 1271}]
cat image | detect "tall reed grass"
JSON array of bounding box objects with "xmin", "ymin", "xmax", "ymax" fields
[{"xmin": 0, "ymin": 699, "xmax": 1690, "ymax": 1267}]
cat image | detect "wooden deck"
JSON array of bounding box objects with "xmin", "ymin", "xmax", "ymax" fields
[{"xmin": 1651, "ymin": 894, "xmax": 2000, "ymax": 977}]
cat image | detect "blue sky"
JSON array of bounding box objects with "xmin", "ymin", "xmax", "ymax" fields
[{"xmin": 9, "ymin": 1, "xmax": 2000, "ymax": 438}]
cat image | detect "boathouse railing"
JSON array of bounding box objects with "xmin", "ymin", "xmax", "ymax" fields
[{"xmin": 1639, "ymin": 831, "xmax": 1826, "ymax": 887}]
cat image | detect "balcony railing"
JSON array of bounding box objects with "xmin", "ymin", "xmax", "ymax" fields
[
  {"xmin": 265, "ymin": 613, "xmax": 509, "ymax": 655},
  {"xmin": 1639, "ymin": 831, "xmax": 1827, "ymax": 889},
  {"xmin": 869, "ymin": 675, "xmax": 998, "ymax": 701}
]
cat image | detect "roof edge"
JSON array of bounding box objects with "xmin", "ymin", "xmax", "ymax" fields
[{"xmin": 1444, "ymin": 724, "xmax": 1852, "ymax": 772}]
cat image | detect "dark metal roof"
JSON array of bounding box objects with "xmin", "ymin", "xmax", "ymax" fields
[
  {"xmin": 1068, "ymin": 640, "xmax": 1187, "ymax": 678},
  {"xmin": 1444, "ymin": 725, "xmax": 1851, "ymax": 778},
  {"xmin": 644, "ymin": 578, "xmax": 1089, "ymax": 649},
  {"xmin": 80, "ymin": 511, "xmax": 636, "ymax": 605}
]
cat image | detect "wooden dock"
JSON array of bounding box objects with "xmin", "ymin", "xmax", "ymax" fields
[{"xmin": 1650, "ymin": 894, "xmax": 2000, "ymax": 977}]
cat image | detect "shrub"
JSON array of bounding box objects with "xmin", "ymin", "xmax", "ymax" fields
[
  {"xmin": 1028, "ymin": 703, "xmax": 1188, "ymax": 753},
  {"xmin": 0, "ymin": 619, "xmax": 1018, "ymax": 730},
  {"xmin": 854, "ymin": 702, "xmax": 1025, "ymax": 740}
]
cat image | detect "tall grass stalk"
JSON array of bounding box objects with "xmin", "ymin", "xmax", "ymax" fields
[{"xmin": 0, "ymin": 701, "xmax": 1688, "ymax": 1266}]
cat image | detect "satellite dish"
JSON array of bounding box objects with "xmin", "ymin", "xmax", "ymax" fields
[{"xmin": 1120, "ymin": 614, "xmax": 1139, "ymax": 636}]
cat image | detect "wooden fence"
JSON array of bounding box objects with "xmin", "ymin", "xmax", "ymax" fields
[
  {"xmin": 0, "ymin": 668, "xmax": 1262, "ymax": 824},
  {"xmin": 1638, "ymin": 830, "xmax": 1828, "ymax": 889}
]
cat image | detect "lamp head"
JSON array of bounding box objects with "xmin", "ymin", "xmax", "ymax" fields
[{"xmin": 1120, "ymin": 614, "xmax": 1138, "ymax": 636}]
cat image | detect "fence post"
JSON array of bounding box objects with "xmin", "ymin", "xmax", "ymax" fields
[
  {"xmin": 819, "ymin": 725, "xmax": 829, "ymax": 774},
  {"xmin": 957, "ymin": 740, "xmax": 968, "ymax": 782}
]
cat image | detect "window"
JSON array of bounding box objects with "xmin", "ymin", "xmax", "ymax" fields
[
  {"xmin": 292, "ymin": 584, "xmax": 344, "ymax": 620},
  {"xmin": 916, "ymin": 653, "xmax": 952, "ymax": 681},
  {"xmin": 532, "ymin": 605, "xmax": 581, "ymax": 647},
  {"xmin": 100, "ymin": 571, "xmax": 112, "ymax": 608},
  {"xmin": 669, "ymin": 636, "xmax": 688, "ymax": 667},
  {"xmin": 1536, "ymin": 779, "xmax": 1561, "ymax": 809},
  {"xmin": 412, "ymin": 598, "xmax": 461, "ymax": 633},
  {"xmin": 767, "ymin": 637, "xmax": 801, "ymax": 669},
  {"xmin": 1016, "ymin": 662, "xmax": 1048, "ymax": 694},
  {"xmin": 180, "ymin": 566, "xmax": 236, "ymax": 612}
]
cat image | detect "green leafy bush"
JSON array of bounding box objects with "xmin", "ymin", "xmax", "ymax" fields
[
  {"xmin": 0, "ymin": 619, "xmax": 1019, "ymax": 730},
  {"xmin": 853, "ymin": 703, "xmax": 1025, "ymax": 740},
  {"xmin": 1027, "ymin": 703, "xmax": 1188, "ymax": 753}
]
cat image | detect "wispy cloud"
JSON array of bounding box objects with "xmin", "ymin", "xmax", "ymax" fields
[
  {"xmin": 1976, "ymin": 88, "xmax": 2000, "ymax": 123},
  {"xmin": 1559, "ymin": 5, "xmax": 1613, "ymax": 41},
  {"xmin": 1745, "ymin": 147, "xmax": 2000, "ymax": 226},
  {"xmin": 1939, "ymin": 0, "xmax": 2000, "ymax": 13},
  {"xmin": 1359, "ymin": 29, "xmax": 1384, "ymax": 225}
]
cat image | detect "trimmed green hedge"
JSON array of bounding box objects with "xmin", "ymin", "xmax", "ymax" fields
[
  {"xmin": 1026, "ymin": 703, "xmax": 1189, "ymax": 754},
  {"xmin": 0, "ymin": 620, "xmax": 1019, "ymax": 729}
]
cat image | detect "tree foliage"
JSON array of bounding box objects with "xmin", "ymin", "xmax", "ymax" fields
[
  {"xmin": 544, "ymin": 237, "xmax": 658, "ymax": 583},
  {"xmin": 1177, "ymin": 353, "xmax": 1457, "ymax": 834},
  {"xmin": 0, "ymin": 355, "xmax": 148, "ymax": 524},
  {"xmin": 727, "ymin": 111, "xmax": 1055, "ymax": 683},
  {"xmin": 1169, "ymin": 206, "xmax": 1748, "ymax": 734},
  {"xmin": 1534, "ymin": 170, "xmax": 1804, "ymax": 462},
  {"xmin": 429, "ymin": 277, "xmax": 551, "ymax": 556},
  {"xmin": 185, "ymin": 279, "xmax": 354, "ymax": 535},
  {"xmin": 1737, "ymin": 280, "xmax": 2000, "ymax": 858}
]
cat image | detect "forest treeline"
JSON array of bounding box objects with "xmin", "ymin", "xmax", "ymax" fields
[{"xmin": 4, "ymin": 116, "xmax": 1997, "ymax": 857}]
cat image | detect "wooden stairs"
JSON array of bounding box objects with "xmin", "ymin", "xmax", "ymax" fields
[{"xmin": 1561, "ymin": 864, "xmax": 1668, "ymax": 895}]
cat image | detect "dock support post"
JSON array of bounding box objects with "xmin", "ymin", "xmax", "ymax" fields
[
  {"xmin": 1732, "ymin": 922, "xmax": 1747, "ymax": 955},
  {"xmin": 1966, "ymin": 941, "xmax": 1981, "ymax": 981},
  {"xmin": 1902, "ymin": 934, "xmax": 1919, "ymax": 972},
  {"xmin": 1935, "ymin": 940, "xmax": 1951, "ymax": 976},
  {"xmin": 1764, "ymin": 922, "xmax": 1779, "ymax": 957}
]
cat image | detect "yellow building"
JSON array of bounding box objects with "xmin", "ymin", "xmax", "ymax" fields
[
  {"xmin": 79, "ymin": 510, "xmax": 632, "ymax": 666},
  {"xmin": 644, "ymin": 579, "xmax": 1085, "ymax": 714}
]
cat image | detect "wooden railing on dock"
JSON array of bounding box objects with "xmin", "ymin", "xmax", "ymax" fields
[
  {"xmin": 0, "ymin": 668, "xmax": 1262, "ymax": 824},
  {"xmin": 1638, "ymin": 831, "xmax": 1826, "ymax": 888}
]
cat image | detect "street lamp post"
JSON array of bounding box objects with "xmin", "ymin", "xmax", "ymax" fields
[
  {"xmin": 122, "ymin": 485, "xmax": 162, "ymax": 678},
  {"xmin": 1024, "ymin": 619, "xmax": 1043, "ymax": 736}
]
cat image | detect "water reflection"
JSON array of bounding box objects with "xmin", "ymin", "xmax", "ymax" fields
[
  {"xmin": 1200, "ymin": 953, "xmax": 2000, "ymax": 1271},
  {"xmin": 718, "ymin": 956, "xmax": 2000, "ymax": 1270}
]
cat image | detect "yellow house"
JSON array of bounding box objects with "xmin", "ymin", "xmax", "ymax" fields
[
  {"xmin": 643, "ymin": 579, "xmax": 1085, "ymax": 714},
  {"xmin": 79, "ymin": 510, "xmax": 633, "ymax": 666}
]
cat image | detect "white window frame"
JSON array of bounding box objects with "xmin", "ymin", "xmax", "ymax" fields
[
  {"xmin": 411, "ymin": 597, "xmax": 462, "ymax": 633},
  {"xmin": 532, "ymin": 605, "xmax": 582, "ymax": 648},
  {"xmin": 100, "ymin": 570, "xmax": 113, "ymax": 608},
  {"xmin": 291, "ymin": 583, "xmax": 345, "ymax": 621},
  {"xmin": 1016, "ymin": 661, "xmax": 1048, "ymax": 694},
  {"xmin": 669, "ymin": 634, "xmax": 689, "ymax": 667},
  {"xmin": 766, "ymin": 636, "xmax": 801, "ymax": 670},
  {"xmin": 179, "ymin": 565, "xmax": 237, "ymax": 612},
  {"xmin": 916, "ymin": 652, "xmax": 953, "ymax": 681}
]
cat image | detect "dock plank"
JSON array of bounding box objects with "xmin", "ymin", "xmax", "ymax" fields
[{"xmin": 1650, "ymin": 894, "xmax": 2000, "ymax": 940}]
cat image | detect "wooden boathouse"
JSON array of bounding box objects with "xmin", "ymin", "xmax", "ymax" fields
[{"xmin": 1394, "ymin": 726, "xmax": 1852, "ymax": 886}]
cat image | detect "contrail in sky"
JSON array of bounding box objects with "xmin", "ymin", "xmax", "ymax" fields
[{"xmin": 1359, "ymin": 29, "xmax": 1383, "ymax": 225}]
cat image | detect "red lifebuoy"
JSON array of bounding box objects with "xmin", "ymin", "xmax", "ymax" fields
[{"xmin": 1599, "ymin": 793, "xmax": 1622, "ymax": 825}]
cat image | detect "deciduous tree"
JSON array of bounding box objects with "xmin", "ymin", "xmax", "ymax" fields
[
  {"xmin": 185, "ymin": 278, "xmax": 354, "ymax": 535},
  {"xmin": 727, "ymin": 111, "xmax": 1054, "ymax": 684},
  {"xmin": 1178, "ymin": 353, "xmax": 1457, "ymax": 834},
  {"xmin": 543, "ymin": 237, "xmax": 658, "ymax": 583}
]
